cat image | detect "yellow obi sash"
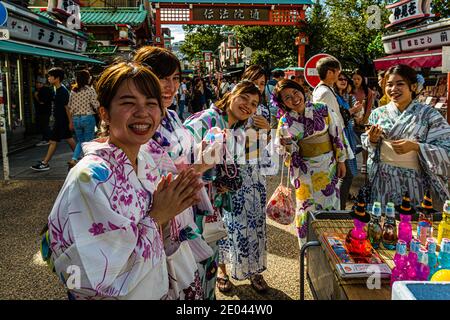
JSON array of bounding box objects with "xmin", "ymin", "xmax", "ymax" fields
[
  {"xmin": 380, "ymin": 139, "xmax": 420, "ymax": 170},
  {"xmin": 298, "ymin": 131, "xmax": 333, "ymax": 158}
]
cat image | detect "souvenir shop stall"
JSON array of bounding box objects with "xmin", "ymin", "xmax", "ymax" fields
[
  {"xmin": 296, "ymin": 1, "xmax": 450, "ymax": 300},
  {"xmin": 373, "ymin": 0, "xmax": 449, "ymax": 122}
]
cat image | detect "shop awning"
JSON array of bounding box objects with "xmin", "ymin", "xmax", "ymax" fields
[
  {"xmin": 0, "ymin": 40, "xmax": 104, "ymax": 64},
  {"xmin": 33, "ymin": 7, "xmax": 148, "ymax": 27},
  {"xmin": 373, "ymin": 49, "xmax": 442, "ymax": 70}
]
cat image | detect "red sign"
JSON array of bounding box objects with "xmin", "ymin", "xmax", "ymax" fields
[{"xmin": 304, "ymin": 53, "xmax": 336, "ymax": 88}]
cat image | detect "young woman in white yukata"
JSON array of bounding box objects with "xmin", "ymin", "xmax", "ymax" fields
[
  {"xmin": 216, "ymin": 65, "xmax": 272, "ymax": 293},
  {"xmin": 44, "ymin": 62, "xmax": 203, "ymax": 299},
  {"xmin": 183, "ymin": 81, "xmax": 262, "ymax": 294},
  {"xmin": 134, "ymin": 46, "xmax": 218, "ymax": 300},
  {"xmin": 362, "ymin": 64, "xmax": 450, "ymax": 208}
]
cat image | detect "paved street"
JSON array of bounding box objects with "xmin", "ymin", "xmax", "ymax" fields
[{"xmin": 0, "ymin": 142, "xmax": 364, "ymax": 300}]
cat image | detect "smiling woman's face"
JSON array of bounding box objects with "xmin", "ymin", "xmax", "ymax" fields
[
  {"xmin": 229, "ymin": 92, "xmax": 259, "ymax": 121},
  {"xmin": 280, "ymin": 88, "xmax": 305, "ymax": 113},
  {"xmin": 385, "ymin": 73, "xmax": 414, "ymax": 108},
  {"xmin": 102, "ymin": 79, "xmax": 162, "ymax": 149},
  {"xmin": 159, "ymin": 69, "xmax": 181, "ymax": 109}
]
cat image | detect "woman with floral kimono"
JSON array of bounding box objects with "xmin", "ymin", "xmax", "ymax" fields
[
  {"xmin": 133, "ymin": 46, "xmax": 215, "ymax": 299},
  {"xmin": 215, "ymin": 65, "xmax": 271, "ymax": 293},
  {"xmin": 45, "ymin": 62, "xmax": 203, "ymax": 299},
  {"xmin": 362, "ymin": 64, "xmax": 450, "ymax": 208},
  {"xmin": 273, "ymin": 79, "xmax": 347, "ymax": 247},
  {"xmin": 184, "ymin": 80, "xmax": 261, "ymax": 294}
]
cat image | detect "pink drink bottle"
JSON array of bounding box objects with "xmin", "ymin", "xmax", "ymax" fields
[
  {"xmin": 406, "ymin": 239, "xmax": 421, "ymax": 280},
  {"xmin": 390, "ymin": 240, "xmax": 408, "ymax": 286},
  {"xmin": 416, "ymin": 248, "xmax": 430, "ymax": 281},
  {"xmin": 398, "ymin": 212, "xmax": 413, "ymax": 248}
]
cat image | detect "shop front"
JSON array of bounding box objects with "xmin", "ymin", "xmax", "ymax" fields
[
  {"xmin": 0, "ymin": 1, "xmax": 103, "ymax": 150},
  {"xmin": 373, "ymin": 2, "xmax": 449, "ymax": 122}
]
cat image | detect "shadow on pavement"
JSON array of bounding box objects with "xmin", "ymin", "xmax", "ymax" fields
[
  {"xmin": 266, "ymin": 223, "xmax": 299, "ymax": 259},
  {"xmin": 219, "ymin": 283, "xmax": 294, "ymax": 300}
]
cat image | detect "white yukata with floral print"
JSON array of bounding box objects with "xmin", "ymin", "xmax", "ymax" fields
[{"xmin": 48, "ymin": 140, "xmax": 168, "ymax": 300}]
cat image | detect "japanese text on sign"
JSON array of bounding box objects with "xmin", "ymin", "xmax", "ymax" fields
[{"xmin": 194, "ymin": 7, "xmax": 269, "ymax": 22}]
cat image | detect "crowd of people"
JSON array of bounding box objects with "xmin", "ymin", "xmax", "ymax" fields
[{"xmin": 34, "ymin": 47, "xmax": 449, "ymax": 300}]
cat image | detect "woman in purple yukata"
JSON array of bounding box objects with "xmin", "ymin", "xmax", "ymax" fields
[
  {"xmin": 45, "ymin": 62, "xmax": 203, "ymax": 299},
  {"xmin": 134, "ymin": 46, "xmax": 217, "ymax": 299}
]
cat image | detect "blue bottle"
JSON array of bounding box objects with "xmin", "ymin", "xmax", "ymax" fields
[
  {"xmin": 426, "ymin": 238, "xmax": 438, "ymax": 280},
  {"xmin": 436, "ymin": 238, "xmax": 450, "ymax": 271}
]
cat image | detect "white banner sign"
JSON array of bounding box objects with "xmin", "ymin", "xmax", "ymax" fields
[
  {"xmin": 386, "ymin": 0, "xmax": 433, "ymax": 28},
  {"xmin": 4, "ymin": 15, "xmax": 77, "ymax": 51},
  {"xmin": 384, "ymin": 28, "xmax": 450, "ymax": 54}
]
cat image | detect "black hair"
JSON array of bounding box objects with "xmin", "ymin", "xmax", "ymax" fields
[{"xmin": 48, "ymin": 67, "xmax": 65, "ymax": 82}]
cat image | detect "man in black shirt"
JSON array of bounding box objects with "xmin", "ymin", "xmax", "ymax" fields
[
  {"xmin": 34, "ymin": 77, "xmax": 54, "ymax": 146},
  {"xmin": 31, "ymin": 68, "xmax": 76, "ymax": 171}
]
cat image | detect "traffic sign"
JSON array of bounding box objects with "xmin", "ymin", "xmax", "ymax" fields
[
  {"xmin": 304, "ymin": 53, "xmax": 337, "ymax": 88},
  {"xmin": 0, "ymin": 2, "xmax": 8, "ymax": 27}
]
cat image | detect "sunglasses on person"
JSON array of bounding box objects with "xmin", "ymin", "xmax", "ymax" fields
[{"xmin": 338, "ymin": 77, "xmax": 348, "ymax": 82}]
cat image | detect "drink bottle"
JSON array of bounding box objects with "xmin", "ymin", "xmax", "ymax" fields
[
  {"xmin": 368, "ymin": 202, "xmax": 382, "ymax": 249},
  {"xmin": 416, "ymin": 248, "xmax": 430, "ymax": 281},
  {"xmin": 436, "ymin": 238, "xmax": 450, "ymax": 271},
  {"xmin": 390, "ymin": 240, "xmax": 408, "ymax": 286},
  {"xmin": 437, "ymin": 200, "xmax": 450, "ymax": 245},
  {"xmin": 406, "ymin": 239, "xmax": 421, "ymax": 280},
  {"xmin": 382, "ymin": 202, "xmax": 397, "ymax": 250},
  {"xmin": 426, "ymin": 238, "xmax": 438, "ymax": 280}
]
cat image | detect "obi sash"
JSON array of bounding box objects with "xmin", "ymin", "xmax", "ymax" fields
[
  {"xmin": 298, "ymin": 131, "xmax": 333, "ymax": 158},
  {"xmin": 380, "ymin": 139, "xmax": 420, "ymax": 170}
]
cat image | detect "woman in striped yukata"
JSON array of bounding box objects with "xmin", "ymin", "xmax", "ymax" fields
[{"xmin": 362, "ymin": 64, "xmax": 450, "ymax": 208}]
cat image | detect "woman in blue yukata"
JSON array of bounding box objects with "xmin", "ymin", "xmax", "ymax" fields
[
  {"xmin": 184, "ymin": 80, "xmax": 262, "ymax": 294},
  {"xmin": 45, "ymin": 62, "xmax": 203, "ymax": 299},
  {"xmin": 362, "ymin": 64, "xmax": 450, "ymax": 208},
  {"xmin": 216, "ymin": 65, "xmax": 272, "ymax": 293},
  {"xmin": 134, "ymin": 46, "xmax": 217, "ymax": 299}
]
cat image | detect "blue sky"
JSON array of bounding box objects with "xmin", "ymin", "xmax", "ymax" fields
[{"xmin": 163, "ymin": 24, "xmax": 185, "ymax": 42}]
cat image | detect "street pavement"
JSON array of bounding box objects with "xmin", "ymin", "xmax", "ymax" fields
[{"xmin": 0, "ymin": 139, "xmax": 365, "ymax": 300}]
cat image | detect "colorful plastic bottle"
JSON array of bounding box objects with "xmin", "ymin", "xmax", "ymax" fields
[
  {"xmin": 417, "ymin": 210, "xmax": 434, "ymax": 246},
  {"xmin": 398, "ymin": 212, "xmax": 413, "ymax": 248},
  {"xmin": 382, "ymin": 202, "xmax": 397, "ymax": 250},
  {"xmin": 436, "ymin": 238, "xmax": 450, "ymax": 271},
  {"xmin": 390, "ymin": 240, "xmax": 408, "ymax": 286},
  {"xmin": 406, "ymin": 239, "xmax": 421, "ymax": 280},
  {"xmin": 416, "ymin": 248, "xmax": 430, "ymax": 281},
  {"xmin": 437, "ymin": 200, "xmax": 450, "ymax": 245},
  {"xmin": 426, "ymin": 238, "xmax": 438, "ymax": 280},
  {"xmin": 368, "ymin": 202, "xmax": 383, "ymax": 249}
]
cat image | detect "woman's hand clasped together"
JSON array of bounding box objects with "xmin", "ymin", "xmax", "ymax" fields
[{"xmin": 150, "ymin": 168, "xmax": 203, "ymax": 225}]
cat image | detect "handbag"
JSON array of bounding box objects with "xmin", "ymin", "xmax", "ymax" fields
[
  {"xmin": 214, "ymin": 132, "xmax": 243, "ymax": 192},
  {"xmin": 265, "ymin": 157, "xmax": 295, "ymax": 225},
  {"xmin": 166, "ymin": 241, "xmax": 204, "ymax": 300},
  {"xmin": 202, "ymin": 184, "xmax": 228, "ymax": 244},
  {"xmin": 162, "ymin": 225, "xmax": 204, "ymax": 300}
]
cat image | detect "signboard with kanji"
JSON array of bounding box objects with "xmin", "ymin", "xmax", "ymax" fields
[
  {"xmin": 193, "ymin": 7, "xmax": 269, "ymax": 22},
  {"xmin": 384, "ymin": 29, "xmax": 450, "ymax": 54},
  {"xmin": 385, "ymin": 0, "xmax": 433, "ymax": 28},
  {"xmin": 4, "ymin": 15, "xmax": 78, "ymax": 51}
]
